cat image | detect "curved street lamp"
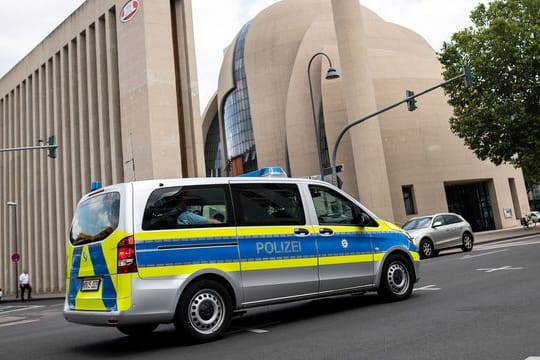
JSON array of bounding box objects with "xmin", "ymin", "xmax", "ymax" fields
[{"xmin": 307, "ymin": 52, "xmax": 340, "ymax": 181}]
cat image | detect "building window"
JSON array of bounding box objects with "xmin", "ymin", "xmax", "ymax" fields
[
  {"xmin": 204, "ymin": 114, "xmax": 222, "ymax": 177},
  {"xmin": 223, "ymin": 22, "xmax": 257, "ymax": 175},
  {"xmin": 402, "ymin": 185, "xmax": 416, "ymax": 215}
]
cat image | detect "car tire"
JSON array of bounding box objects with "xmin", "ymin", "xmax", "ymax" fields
[
  {"xmin": 419, "ymin": 238, "xmax": 434, "ymax": 259},
  {"xmin": 174, "ymin": 279, "xmax": 232, "ymax": 343},
  {"xmin": 461, "ymin": 232, "xmax": 474, "ymax": 252},
  {"xmin": 378, "ymin": 253, "xmax": 414, "ymax": 301},
  {"xmin": 117, "ymin": 323, "xmax": 158, "ymax": 337}
]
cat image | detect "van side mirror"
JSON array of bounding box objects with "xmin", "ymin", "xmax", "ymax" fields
[{"xmin": 358, "ymin": 213, "xmax": 371, "ymax": 227}]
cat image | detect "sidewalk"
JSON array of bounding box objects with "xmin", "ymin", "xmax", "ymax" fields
[
  {"xmin": 474, "ymin": 225, "xmax": 540, "ymax": 244},
  {"xmin": 0, "ymin": 291, "xmax": 65, "ymax": 304},
  {"xmin": 1, "ymin": 225, "xmax": 539, "ymax": 303}
]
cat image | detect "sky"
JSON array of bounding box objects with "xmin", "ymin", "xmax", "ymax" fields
[{"xmin": 0, "ymin": 0, "xmax": 488, "ymax": 112}]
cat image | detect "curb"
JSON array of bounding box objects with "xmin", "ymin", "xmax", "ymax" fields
[{"xmin": 0, "ymin": 295, "xmax": 65, "ymax": 304}]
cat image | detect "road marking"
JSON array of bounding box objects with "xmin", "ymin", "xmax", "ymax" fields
[
  {"xmin": 0, "ymin": 305, "xmax": 42, "ymax": 314},
  {"xmin": 0, "ymin": 319, "xmax": 39, "ymax": 328},
  {"xmin": 461, "ymin": 249, "xmax": 507, "ymax": 259},
  {"xmin": 476, "ymin": 238, "xmax": 540, "ymax": 251},
  {"xmin": 524, "ymin": 357, "xmax": 540, "ymax": 360},
  {"xmin": 477, "ymin": 265, "xmax": 523, "ymax": 273},
  {"xmin": 248, "ymin": 328, "xmax": 269, "ymax": 334},
  {"xmin": 414, "ymin": 284, "xmax": 440, "ymax": 291}
]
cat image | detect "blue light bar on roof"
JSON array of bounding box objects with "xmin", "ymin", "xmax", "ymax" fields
[
  {"xmin": 90, "ymin": 180, "xmax": 102, "ymax": 191},
  {"xmin": 240, "ymin": 167, "xmax": 288, "ymax": 178}
]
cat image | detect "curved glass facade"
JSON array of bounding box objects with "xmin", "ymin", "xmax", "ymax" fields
[
  {"xmin": 204, "ymin": 113, "xmax": 222, "ymax": 177},
  {"xmin": 223, "ymin": 22, "xmax": 257, "ymax": 173}
]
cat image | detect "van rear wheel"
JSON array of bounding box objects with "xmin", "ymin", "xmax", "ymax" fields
[{"xmin": 174, "ymin": 280, "xmax": 232, "ymax": 343}]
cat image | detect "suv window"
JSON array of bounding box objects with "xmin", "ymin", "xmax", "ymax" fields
[
  {"xmin": 142, "ymin": 185, "xmax": 230, "ymax": 230},
  {"xmin": 309, "ymin": 185, "xmax": 374, "ymax": 226},
  {"xmin": 70, "ymin": 192, "xmax": 120, "ymax": 246},
  {"xmin": 231, "ymin": 183, "xmax": 305, "ymax": 226},
  {"xmin": 443, "ymin": 214, "xmax": 462, "ymax": 225},
  {"xmin": 433, "ymin": 215, "xmax": 445, "ymax": 226}
]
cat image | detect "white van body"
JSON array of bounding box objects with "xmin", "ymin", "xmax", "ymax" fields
[{"xmin": 64, "ymin": 177, "xmax": 419, "ymax": 342}]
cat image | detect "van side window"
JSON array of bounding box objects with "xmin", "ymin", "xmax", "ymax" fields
[
  {"xmin": 142, "ymin": 185, "xmax": 230, "ymax": 230},
  {"xmin": 309, "ymin": 185, "xmax": 374, "ymax": 226},
  {"xmin": 231, "ymin": 183, "xmax": 305, "ymax": 226}
]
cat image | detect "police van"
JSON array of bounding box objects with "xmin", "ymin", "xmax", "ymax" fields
[{"xmin": 64, "ymin": 174, "xmax": 419, "ymax": 342}]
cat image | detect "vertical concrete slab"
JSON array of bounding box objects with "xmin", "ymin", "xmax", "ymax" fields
[{"xmin": 331, "ymin": 0, "xmax": 393, "ymax": 219}]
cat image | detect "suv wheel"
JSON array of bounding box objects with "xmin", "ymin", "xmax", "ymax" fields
[
  {"xmin": 461, "ymin": 232, "xmax": 474, "ymax": 252},
  {"xmin": 419, "ymin": 238, "xmax": 434, "ymax": 259}
]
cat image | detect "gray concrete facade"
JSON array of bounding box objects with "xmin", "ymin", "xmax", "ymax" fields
[{"xmin": 0, "ymin": 0, "xmax": 202, "ymax": 296}]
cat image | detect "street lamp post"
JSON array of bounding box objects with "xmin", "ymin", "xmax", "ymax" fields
[
  {"xmin": 7, "ymin": 201, "xmax": 19, "ymax": 299},
  {"xmin": 307, "ymin": 52, "xmax": 340, "ymax": 181}
]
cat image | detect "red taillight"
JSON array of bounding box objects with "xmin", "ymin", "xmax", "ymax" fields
[{"xmin": 117, "ymin": 236, "xmax": 138, "ymax": 273}]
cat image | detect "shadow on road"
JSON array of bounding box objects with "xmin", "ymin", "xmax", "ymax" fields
[{"xmin": 64, "ymin": 293, "xmax": 390, "ymax": 355}]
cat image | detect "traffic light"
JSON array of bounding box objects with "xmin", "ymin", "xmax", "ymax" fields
[
  {"xmin": 405, "ymin": 90, "xmax": 417, "ymax": 112},
  {"xmin": 463, "ymin": 65, "xmax": 473, "ymax": 88},
  {"xmin": 47, "ymin": 135, "xmax": 57, "ymax": 159}
]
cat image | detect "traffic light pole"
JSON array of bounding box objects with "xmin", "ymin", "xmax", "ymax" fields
[
  {"xmin": 330, "ymin": 68, "xmax": 471, "ymax": 187},
  {"xmin": 0, "ymin": 136, "xmax": 58, "ymax": 158}
]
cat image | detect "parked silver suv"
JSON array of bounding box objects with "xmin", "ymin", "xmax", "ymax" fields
[{"xmin": 402, "ymin": 213, "xmax": 474, "ymax": 259}]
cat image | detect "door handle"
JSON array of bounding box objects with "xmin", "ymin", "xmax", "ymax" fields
[
  {"xmin": 319, "ymin": 227, "xmax": 334, "ymax": 236},
  {"xmin": 294, "ymin": 228, "xmax": 310, "ymax": 236}
]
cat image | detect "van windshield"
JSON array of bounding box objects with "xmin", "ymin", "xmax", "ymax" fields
[{"xmin": 70, "ymin": 192, "xmax": 120, "ymax": 246}]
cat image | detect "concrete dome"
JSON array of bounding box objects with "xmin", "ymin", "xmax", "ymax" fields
[{"xmin": 211, "ymin": 0, "xmax": 528, "ymax": 227}]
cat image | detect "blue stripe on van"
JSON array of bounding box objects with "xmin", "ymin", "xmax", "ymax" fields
[
  {"xmin": 88, "ymin": 244, "xmax": 117, "ymax": 310},
  {"xmin": 238, "ymin": 234, "xmax": 318, "ymax": 261},
  {"xmin": 137, "ymin": 245, "xmax": 239, "ymax": 267},
  {"xmin": 316, "ymin": 232, "xmax": 372, "ymax": 256},
  {"xmin": 135, "ymin": 231, "xmax": 410, "ymax": 268},
  {"xmin": 370, "ymin": 231, "xmax": 411, "ymax": 251},
  {"xmin": 68, "ymin": 247, "xmax": 82, "ymax": 308},
  {"xmin": 135, "ymin": 237, "xmax": 236, "ymax": 251}
]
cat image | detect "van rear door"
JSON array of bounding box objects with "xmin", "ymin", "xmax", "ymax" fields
[{"xmin": 66, "ymin": 186, "xmax": 129, "ymax": 312}]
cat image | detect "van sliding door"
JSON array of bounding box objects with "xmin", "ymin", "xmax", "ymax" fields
[{"xmin": 231, "ymin": 182, "xmax": 318, "ymax": 305}]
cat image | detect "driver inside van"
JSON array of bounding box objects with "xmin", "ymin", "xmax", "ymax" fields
[{"xmin": 175, "ymin": 198, "xmax": 222, "ymax": 225}]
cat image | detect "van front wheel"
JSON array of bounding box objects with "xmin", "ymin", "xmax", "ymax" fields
[
  {"xmin": 175, "ymin": 280, "xmax": 232, "ymax": 343},
  {"xmin": 378, "ymin": 253, "xmax": 414, "ymax": 301}
]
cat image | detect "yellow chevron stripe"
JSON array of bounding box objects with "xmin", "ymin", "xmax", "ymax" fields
[
  {"xmin": 237, "ymin": 226, "xmax": 302, "ymax": 236},
  {"xmin": 136, "ymin": 228, "xmax": 236, "ymax": 240},
  {"xmin": 138, "ymin": 262, "xmax": 241, "ymax": 277},
  {"xmin": 319, "ymin": 254, "xmax": 374, "ymax": 265}
]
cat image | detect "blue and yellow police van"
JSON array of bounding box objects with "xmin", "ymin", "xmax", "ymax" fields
[{"xmin": 64, "ymin": 173, "xmax": 419, "ymax": 342}]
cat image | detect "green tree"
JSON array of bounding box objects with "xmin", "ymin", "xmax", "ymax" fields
[{"xmin": 438, "ymin": 0, "xmax": 540, "ymax": 190}]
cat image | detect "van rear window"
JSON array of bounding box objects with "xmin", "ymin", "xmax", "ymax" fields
[{"xmin": 70, "ymin": 192, "xmax": 120, "ymax": 246}]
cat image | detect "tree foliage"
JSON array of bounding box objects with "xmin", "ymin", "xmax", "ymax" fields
[{"xmin": 438, "ymin": 0, "xmax": 540, "ymax": 189}]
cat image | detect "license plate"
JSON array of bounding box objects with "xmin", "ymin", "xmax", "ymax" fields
[{"xmin": 81, "ymin": 279, "xmax": 100, "ymax": 291}]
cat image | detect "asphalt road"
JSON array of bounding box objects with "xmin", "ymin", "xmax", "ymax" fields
[{"xmin": 1, "ymin": 234, "xmax": 539, "ymax": 360}]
